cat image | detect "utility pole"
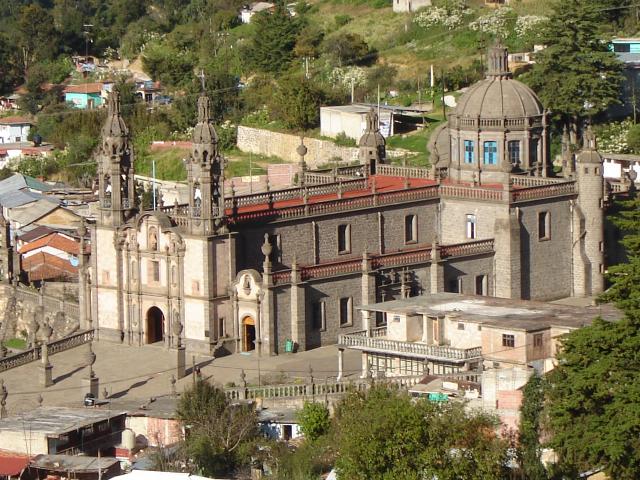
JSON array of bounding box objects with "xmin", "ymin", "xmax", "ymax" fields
[
  {"xmin": 303, "ymin": 56, "xmax": 311, "ymax": 79},
  {"xmin": 417, "ymin": 78, "xmax": 421, "ymax": 106},
  {"xmin": 152, "ymin": 160, "xmax": 157, "ymax": 210},
  {"xmin": 83, "ymin": 24, "xmax": 93, "ymax": 108},
  {"xmin": 351, "ymin": 79, "xmax": 355, "ymax": 104},
  {"xmin": 377, "ymin": 84, "xmax": 381, "ymax": 129},
  {"xmin": 441, "ymin": 71, "xmax": 446, "ymax": 120}
]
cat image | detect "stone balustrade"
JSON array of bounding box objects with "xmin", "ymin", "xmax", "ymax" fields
[
  {"xmin": 510, "ymin": 181, "xmax": 576, "ymax": 202},
  {"xmin": 440, "ymin": 184, "xmax": 505, "ymax": 202},
  {"xmin": 224, "ymin": 374, "xmax": 423, "ymax": 401},
  {"xmin": 376, "ymin": 164, "xmax": 431, "ymax": 179},
  {"xmin": 338, "ymin": 333, "xmax": 482, "ymax": 361},
  {"xmin": 0, "ymin": 329, "xmax": 94, "ymax": 373},
  {"xmin": 510, "ymin": 176, "xmax": 566, "ymax": 187},
  {"xmin": 440, "ymin": 239, "xmax": 494, "ymax": 259},
  {"xmin": 272, "ymin": 239, "xmax": 494, "ymax": 285}
]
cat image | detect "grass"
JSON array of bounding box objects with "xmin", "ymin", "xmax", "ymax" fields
[
  {"xmin": 137, "ymin": 146, "xmax": 190, "ymax": 181},
  {"xmin": 3, "ymin": 338, "xmax": 27, "ymax": 350},
  {"xmin": 225, "ymin": 149, "xmax": 286, "ymax": 178}
]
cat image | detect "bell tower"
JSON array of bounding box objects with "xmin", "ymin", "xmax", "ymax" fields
[
  {"xmin": 97, "ymin": 90, "xmax": 136, "ymax": 227},
  {"xmin": 186, "ymin": 94, "xmax": 226, "ymax": 235}
]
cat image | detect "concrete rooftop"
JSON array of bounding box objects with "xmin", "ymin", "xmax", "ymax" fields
[
  {"xmin": 0, "ymin": 406, "xmax": 126, "ymax": 435},
  {"xmin": 359, "ymin": 293, "xmax": 622, "ymax": 332}
]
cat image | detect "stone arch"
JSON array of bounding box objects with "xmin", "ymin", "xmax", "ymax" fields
[{"xmin": 145, "ymin": 306, "xmax": 165, "ymax": 344}]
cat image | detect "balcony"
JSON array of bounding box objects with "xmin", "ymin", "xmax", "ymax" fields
[{"xmin": 339, "ymin": 327, "xmax": 482, "ymax": 363}]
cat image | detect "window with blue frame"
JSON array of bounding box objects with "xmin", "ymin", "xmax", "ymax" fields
[
  {"xmin": 483, "ymin": 141, "xmax": 497, "ymax": 165},
  {"xmin": 464, "ymin": 140, "xmax": 474, "ymax": 164}
]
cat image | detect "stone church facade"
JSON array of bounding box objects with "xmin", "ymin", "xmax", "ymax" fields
[{"xmin": 86, "ymin": 45, "xmax": 605, "ymax": 356}]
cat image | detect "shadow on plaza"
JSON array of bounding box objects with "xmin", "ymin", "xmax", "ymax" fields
[
  {"xmin": 53, "ymin": 365, "xmax": 86, "ymax": 384},
  {"xmin": 109, "ymin": 376, "xmax": 155, "ymax": 399}
]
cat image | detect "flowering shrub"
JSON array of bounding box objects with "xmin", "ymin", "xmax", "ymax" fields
[
  {"xmin": 595, "ymin": 120, "xmax": 633, "ymax": 154},
  {"xmin": 413, "ymin": 0, "xmax": 471, "ymax": 30},
  {"xmin": 329, "ymin": 66, "xmax": 367, "ymax": 89},
  {"xmin": 469, "ymin": 7, "xmax": 516, "ymax": 37},
  {"xmin": 217, "ymin": 120, "xmax": 237, "ymax": 151},
  {"xmin": 515, "ymin": 15, "xmax": 547, "ymax": 38}
]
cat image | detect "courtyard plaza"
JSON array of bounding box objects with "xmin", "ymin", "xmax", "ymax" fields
[{"xmin": 0, "ymin": 342, "xmax": 361, "ymax": 416}]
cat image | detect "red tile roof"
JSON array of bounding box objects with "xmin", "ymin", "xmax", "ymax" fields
[
  {"xmin": 0, "ymin": 116, "xmax": 32, "ymax": 125},
  {"xmin": 21, "ymin": 251, "xmax": 78, "ymax": 281},
  {"xmin": 0, "ymin": 451, "xmax": 29, "ymax": 476},
  {"xmin": 63, "ymin": 83, "xmax": 103, "ymax": 94},
  {"xmin": 18, "ymin": 232, "xmax": 85, "ymax": 255}
]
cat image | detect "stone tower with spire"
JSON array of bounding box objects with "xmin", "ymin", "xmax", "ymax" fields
[
  {"xmin": 97, "ymin": 90, "xmax": 136, "ymax": 227},
  {"xmin": 573, "ymin": 126, "xmax": 605, "ymax": 296},
  {"xmin": 186, "ymin": 94, "xmax": 226, "ymax": 236},
  {"xmin": 358, "ymin": 108, "xmax": 386, "ymax": 174}
]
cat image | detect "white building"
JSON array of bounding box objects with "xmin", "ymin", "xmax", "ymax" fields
[
  {"xmin": 392, "ymin": 0, "xmax": 431, "ymax": 13},
  {"xmin": 240, "ymin": 2, "xmax": 274, "ymax": 23},
  {"xmin": 320, "ymin": 105, "xmax": 394, "ymax": 141},
  {"xmin": 0, "ymin": 116, "xmax": 32, "ymax": 144}
]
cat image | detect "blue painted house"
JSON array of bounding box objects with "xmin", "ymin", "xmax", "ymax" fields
[{"xmin": 63, "ymin": 83, "xmax": 104, "ymax": 109}]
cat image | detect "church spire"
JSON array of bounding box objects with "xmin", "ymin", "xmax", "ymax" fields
[
  {"xmin": 186, "ymin": 92, "xmax": 226, "ymax": 235},
  {"xmin": 97, "ymin": 89, "xmax": 136, "ymax": 227}
]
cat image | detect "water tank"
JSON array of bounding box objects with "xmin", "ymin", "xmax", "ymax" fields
[{"xmin": 121, "ymin": 428, "xmax": 136, "ymax": 450}]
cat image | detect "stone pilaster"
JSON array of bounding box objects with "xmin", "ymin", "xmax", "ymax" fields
[{"xmin": 289, "ymin": 259, "xmax": 306, "ymax": 352}]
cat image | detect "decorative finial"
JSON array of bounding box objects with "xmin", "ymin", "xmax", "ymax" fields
[
  {"xmin": 261, "ymin": 233, "xmax": 273, "ymax": 258},
  {"xmin": 583, "ymin": 125, "xmax": 597, "ymax": 150},
  {"xmin": 487, "ymin": 39, "xmax": 510, "ymax": 79}
]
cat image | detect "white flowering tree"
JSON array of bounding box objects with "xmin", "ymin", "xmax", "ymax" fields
[
  {"xmin": 469, "ymin": 7, "xmax": 517, "ymax": 38},
  {"xmin": 595, "ymin": 120, "xmax": 632, "ymax": 154},
  {"xmin": 329, "ymin": 66, "xmax": 367, "ymax": 91},
  {"xmin": 413, "ymin": 0, "xmax": 471, "ymax": 30}
]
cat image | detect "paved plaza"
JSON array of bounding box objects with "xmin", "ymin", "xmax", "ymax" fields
[{"xmin": 0, "ymin": 342, "xmax": 362, "ymax": 416}]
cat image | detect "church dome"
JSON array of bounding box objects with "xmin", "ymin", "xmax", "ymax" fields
[
  {"xmin": 454, "ymin": 77, "xmax": 543, "ymax": 119},
  {"xmin": 453, "ymin": 43, "xmax": 542, "ymax": 120}
]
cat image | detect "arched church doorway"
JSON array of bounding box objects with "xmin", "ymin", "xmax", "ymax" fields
[
  {"xmin": 146, "ymin": 307, "xmax": 165, "ymax": 344},
  {"xmin": 242, "ymin": 316, "xmax": 256, "ymax": 352}
]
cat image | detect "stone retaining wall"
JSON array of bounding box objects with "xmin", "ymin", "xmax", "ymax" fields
[{"xmin": 237, "ymin": 126, "xmax": 408, "ymax": 167}]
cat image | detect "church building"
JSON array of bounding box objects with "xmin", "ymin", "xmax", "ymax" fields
[{"xmin": 85, "ymin": 44, "xmax": 605, "ymax": 356}]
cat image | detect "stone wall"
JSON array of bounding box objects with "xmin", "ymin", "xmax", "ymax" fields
[{"xmin": 237, "ymin": 126, "xmax": 407, "ymax": 167}]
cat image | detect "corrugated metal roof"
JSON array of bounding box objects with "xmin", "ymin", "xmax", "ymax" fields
[{"xmin": 9, "ymin": 199, "xmax": 59, "ymax": 226}]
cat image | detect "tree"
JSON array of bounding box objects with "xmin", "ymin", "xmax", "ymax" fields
[
  {"xmin": 524, "ymin": 0, "xmax": 624, "ymax": 139},
  {"xmin": 322, "ymin": 33, "xmax": 376, "ymax": 67},
  {"xmin": 0, "ymin": 34, "xmax": 20, "ymax": 95},
  {"xmin": 598, "ymin": 190, "xmax": 640, "ymax": 314},
  {"xmin": 333, "ymin": 385, "xmax": 511, "ymax": 480},
  {"xmin": 627, "ymin": 123, "xmax": 640, "ymax": 153},
  {"xmin": 269, "ymin": 75, "xmax": 324, "ymax": 131},
  {"xmin": 297, "ymin": 401, "xmax": 330, "ymax": 441},
  {"xmin": 518, "ymin": 373, "xmax": 548, "ymax": 480},
  {"xmin": 176, "ymin": 379, "xmax": 258, "ymax": 476},
  {"xmin": 248, "ymin": 3, "xmax": 302, "ymax": 73},
  {"xmin": 16, "ymin": 4, "xmax": 58, "ymax": 76},
  {"xmin": 545, "ymin": 317, "xmax": 640, "ymax": 479}
]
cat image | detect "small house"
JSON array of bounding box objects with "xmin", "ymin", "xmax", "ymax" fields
[
  {"xmin": 64, "ymin": 83, "xmax": 104, "ymax": 109},
  {"xmin": 240, "ymin": 2, "xmax": 275, "ymax": 23},
  {"xmin": 0, "ymin": 117, "xmax": 32, "ymax": 144}
]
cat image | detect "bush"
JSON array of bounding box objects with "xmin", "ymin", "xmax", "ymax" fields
[
  {"xmin": 334, "ymin": 14, "xmax": 353, "ymax": 27},
  {"xmin": 627, "ymin": 123, "xmax": 640, "ymax": 153},
  {"xmin": 297, "ymin": 402, "xmax": 331, "ymax": 441}
]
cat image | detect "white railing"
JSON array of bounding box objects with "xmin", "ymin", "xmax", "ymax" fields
[
  {"xmin": 338, "ymin": 333, "xmax": 482, "ymax": 361},
  {"xmin": 224, "ymin": 374, "xmax": 424, "ymax": 401}
]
